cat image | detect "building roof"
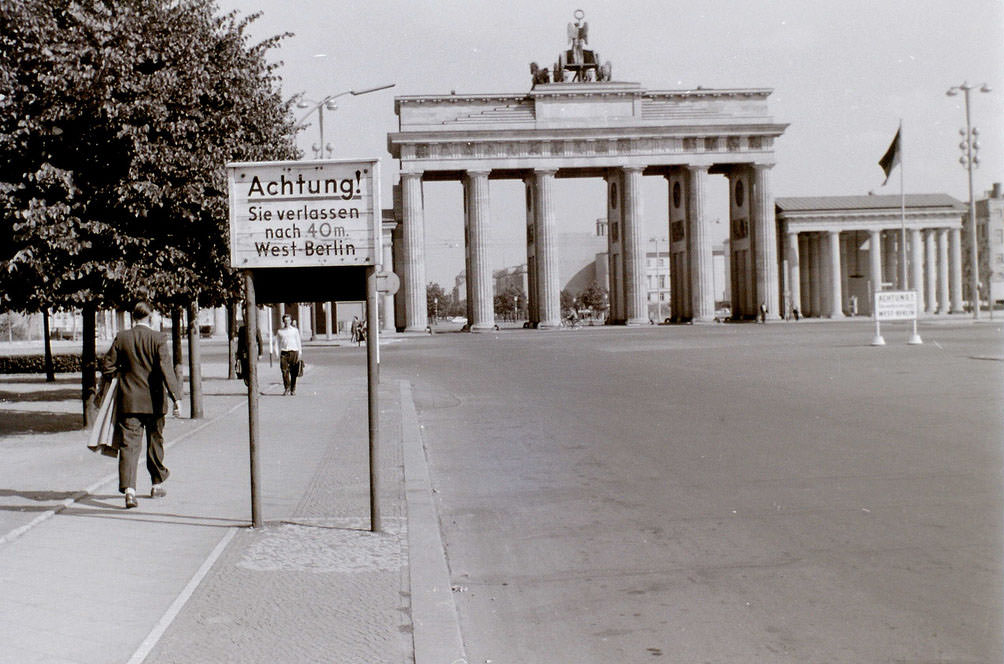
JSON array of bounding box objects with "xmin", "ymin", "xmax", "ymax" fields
[{"xmin": 775, "ymin": 194, "xmax": 963, "ymax": 213}]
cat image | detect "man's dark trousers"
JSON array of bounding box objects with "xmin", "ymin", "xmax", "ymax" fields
[
  {"xmin": 280, "ymin": 350, "xmax": 300, "ymax": 393},
  {"xmin": 118, "ymin": 414, "xmax": 169, "ymax": 492}
]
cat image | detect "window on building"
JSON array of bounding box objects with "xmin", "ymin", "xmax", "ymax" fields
[
  {"xmin": 995, "ymin": 229, "xmax": 1004, "ymax": 245},
  {"xmin": 996, "ymin": 254, "xmax": 1004, "ymax": 265}
]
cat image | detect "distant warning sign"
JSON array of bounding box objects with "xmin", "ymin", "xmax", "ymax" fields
[
  {"xmin": 227, "ymin": 159, "xmax": 381, "ymax": 268},
  {"xmin": 874, "ymin": 290, "xmax": 918, "ymax": 320}
]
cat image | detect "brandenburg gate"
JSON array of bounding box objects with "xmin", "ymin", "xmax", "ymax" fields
[{"xmin": 387, "ymin": 15, "xmax": 788, "ymax": 331}]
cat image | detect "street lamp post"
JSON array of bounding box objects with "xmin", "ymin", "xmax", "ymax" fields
[
  {"xmin": 295, "ymin": 84, "xmax": 396, "ymax": 159},
  {"xmin": 946, "ymin": 81, "xmax": 991, "ymax": 319}
]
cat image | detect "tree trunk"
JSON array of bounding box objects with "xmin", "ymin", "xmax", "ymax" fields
[
  {"xmin": 42, "ymin": 308, "xmax": 55, "ymax": 382},
  {"xmin": 80, "ymin": 303, "xmax": 98, "ymax": 428},
  {"xmin": 171, "ymin": 306, "xmax": 184, "ymax": 392},
  {"xmin": 187, "ymin": 300, "xmax": 203, "ymax": 418},
  {"xmin": 226, "ymin": 300, "xmax": 237, "ymax": 380}
]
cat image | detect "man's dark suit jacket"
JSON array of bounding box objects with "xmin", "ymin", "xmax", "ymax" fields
[{"xmin": 102, "ymin": 324, "xmax": 182, "ymax": 415}]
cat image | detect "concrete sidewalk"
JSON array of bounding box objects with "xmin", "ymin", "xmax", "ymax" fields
[{"xmin": 0, "ymin": 355, "xmax": 464, "ymax": 663}]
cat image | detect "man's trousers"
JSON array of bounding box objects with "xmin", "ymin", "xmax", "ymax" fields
[{"xmin": 117, "ymin": 413, "xmax": 169, "ymax": 493}]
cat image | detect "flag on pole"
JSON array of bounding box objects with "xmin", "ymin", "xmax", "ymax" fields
[{"xmin": 879, "ymin": 126, "xmax": 901, "ymax": 185}]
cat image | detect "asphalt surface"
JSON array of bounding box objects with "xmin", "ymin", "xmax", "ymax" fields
[
  {"xmin": 381, "ymin": 319, "xmax": 1004, "ymax": 663},
  {"xmin": 0, "ymin": 319, "xmax": 1000, "ymax": 663}
]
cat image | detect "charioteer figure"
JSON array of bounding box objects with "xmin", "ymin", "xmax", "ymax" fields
[{"xmin": 531, "ymin": 9, "xmax": 612, "ymax": 86}]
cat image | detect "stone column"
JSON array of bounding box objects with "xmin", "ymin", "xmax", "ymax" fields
[
  {"xmin": 464, "ymin": 170, "xmax": 494, "ymax": 331},
  {"xmin": 786, "ymin": 231, "xmax": 801, "ymax": 317},
  {"xmin": 910, "ymin": 228, "xmax": 924, "ymax": 310},
  {"xmin": 925, "ymin": 229, "xmax": 938, "ymax": 314},
  {"xmin": 212, "ymin": 307, "xmax": 227, "ymax": 339},
  {"xmin": 297, "ymin": 304, "xmax": 311, "ymax": 339},
  {"xmin": 400, "ymin": 172, "xmax": 428, "ymax": 332},
  {"xmin": 883, "ymin": 230, "xmax": 898, "ymax": 289},
  {"xmin": 937, "ymin": 228, "xmax": 950, "ymax": 314},
  {"xmin": 534, "ymin": 169, "xmax": 561, "ymax": 328},
  {"xmin": 381, "ymin": 228, "xmax": 395, "ymax": 334},
  {"xmin": 798, "ymin": 234, "xmax": 810, "ymax": 316},
  {"xmin": 752, "ymin": 164, "xmax": 779, "ymax": 319},
  {"xmin": 622, "ymin": 166, "xmax": 648, "ymax": 325},
  {"xmin": 839, "ymin": 234, "xmax": 850, "ymax": 314},
  {"xmin": 324, "ymin": 302, "xmax": 333, "ymax": 339},
  {"xmin": 687, "ymin": 165, "xmax": 714, "ymax": 322},
  {"xmin": 827, "ymin": 230, "xmax": 844, "ymax": 318},
  {"xmin": 869, "ymin": 230, "xmax": 883, "ymax": 310},
  {"xmin": 950, "ymin": 227, "xmax": 964, "ymax": 313},
  {"xmin": 524, "ymin": 176, "xmax": 539, "ymax": 326},
  {"xmin": 810, "ymin": 234, "xmax": 822, "ymax": 317}
]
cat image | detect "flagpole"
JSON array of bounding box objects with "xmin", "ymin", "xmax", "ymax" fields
[{"xmin": 898, "ymin": 121, "xmax": 907, "ymax": 291}]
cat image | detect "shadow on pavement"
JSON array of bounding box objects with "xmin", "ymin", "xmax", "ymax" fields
[
  {"xmin": 61, "ymin": 503, "xmax": 250, "ymax": 527},
  {"xmin": 0, "ymin": 489, "xmax": 89, "ymax": 501},
  {"xmin": 0, "ymin": 376, "xmax": 79, "ymax": 385},
  {"xmin": 0, "ymin": 388, "xmax": 79, "ymax": 403},
  {"xmin": 0, "ymin": 411, "xmax": 82, "ymax": 435}
]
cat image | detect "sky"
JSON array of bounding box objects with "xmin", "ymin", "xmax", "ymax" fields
[{"xmin": 218, "ymin": 0, "xmax": 1004, "ymax": 286}]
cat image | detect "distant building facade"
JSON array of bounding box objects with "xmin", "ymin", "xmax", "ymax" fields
[
  {"xmin": 775, "ymin": 194, "xmax": 965, "ymax": 318},
  {"xmin": 975, "ymin": 182, "xmax": 1004, "ymax": 307}
]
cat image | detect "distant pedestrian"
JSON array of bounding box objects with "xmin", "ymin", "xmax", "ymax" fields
[
  {"xmin": 758, "ymin": 302, "xmax": 768, "ymax": 323},
  {"xmin": 235, "ymin": 321, "xmax": 263, "ymax": 387},
  {"xmin": 793, "ymin": 306, "xmax": 801, "ymax": 321},
  {"xmin": 350, "ymin": 315, "xmax": 361, "ymax": 345},
  {"xmin": 358, "ymin": 319, "xmax": 367, "ymax": 345},
  {"xmin": 101, "ymin": 302, "xmax": 182, "ymax": 509},
  {"xmin": 275, "ymin": 313, "xmax": 302, "ymax": 395}
]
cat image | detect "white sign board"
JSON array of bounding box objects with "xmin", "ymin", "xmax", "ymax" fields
[
  {"xmin": 874, "ymin": 290, "xmax": 918, "ymax": 321},
  {"xmin": 227, "ymin": 159, "xmax": 381, "ymax": 268}
]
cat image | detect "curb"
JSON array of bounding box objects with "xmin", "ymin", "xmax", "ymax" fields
[{"xmin": 400, "ymin": 380, "xmax": 467, "ymax": 664}]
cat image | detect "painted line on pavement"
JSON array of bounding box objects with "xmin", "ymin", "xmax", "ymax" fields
[
  {"xmin": 0, "ymin": 399, "xmax": 246, "ymax": 547},
  {"xmin": 400, "ymin": 379, "xmax": 468, "ymax": 664},
  {"xmin": 126, "ymin": 527, "xmax": 238, "ymax": 664}
]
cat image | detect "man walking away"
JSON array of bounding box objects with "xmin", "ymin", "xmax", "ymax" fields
[
  {"xmin": 275, "ymin": 313, "xmax": 303, "ymax": 395},
  {"xmin": 102, "ymin": 302, "xmax": 182, "ymax": 509}
]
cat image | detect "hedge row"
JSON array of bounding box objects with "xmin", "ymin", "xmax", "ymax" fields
[{"xmin": 0, "ymin": 353, "xmax": 83, "ymax": 374}]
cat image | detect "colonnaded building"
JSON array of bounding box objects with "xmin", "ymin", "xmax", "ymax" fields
[{"xmin": 384, "ymin": 13, "xmax": 970, "ymax": 332}]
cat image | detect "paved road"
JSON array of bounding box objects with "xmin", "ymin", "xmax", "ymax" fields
[{"xmin": 382, "ymin": 321, "xmax": 1003, "ymax": 663}]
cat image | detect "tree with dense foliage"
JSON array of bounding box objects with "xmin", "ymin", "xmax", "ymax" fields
[
  {"xmin": 427, "ymin": 282, "xmax": 447, "ymax": 320},
  {"xmin": 0, "ymin": 0, "xmax": 299, "ymax": 422},
  {"xmin": 493, "ymin": 283, "xmax": 526, "ymax": 321},
  {"xmin": 577, "ymin": 281, "xmax": 608, "ymax": 318}
]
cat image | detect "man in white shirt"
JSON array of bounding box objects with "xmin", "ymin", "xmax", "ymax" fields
[{"xmin": 274, "ymin": 314, "xmax": 303, "ymax": 395}]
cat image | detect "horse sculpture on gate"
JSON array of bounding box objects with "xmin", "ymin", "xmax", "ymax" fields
[{"xmin": 530, "ymin": 9, "xmax": 612, "ymax": 87}]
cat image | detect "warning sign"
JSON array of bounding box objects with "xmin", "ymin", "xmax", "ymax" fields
[
  {"xmin": 874, "ymin": 290, "xmax": 918, "ymax": 321},
  {"xmin": 227, "ymin": 159, "xmax": 381, "ymax": 268}
]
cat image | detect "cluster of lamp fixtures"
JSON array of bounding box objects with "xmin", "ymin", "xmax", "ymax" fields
[
  {"xmin": 946, "ymin": 83, "xmax": 991, "ymax": 170},
  {"xmin": 296, "ymin": 98, "xmax": 338, "ymax": 157},
  {"xmin": 958, "ymin": 126, "xmax": 980, "ymax": 168}
]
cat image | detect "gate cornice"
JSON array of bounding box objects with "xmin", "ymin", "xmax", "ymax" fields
[{"xmin": 388, "ymin": 83, "xmax": 787, "ymax": 175}]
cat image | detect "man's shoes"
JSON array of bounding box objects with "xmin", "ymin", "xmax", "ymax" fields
[
  {"xmin": 150, "ymin": 485, "xmax": 167, "ymax": 498},
  {"xmin": 290, "ymin": 389, "xmax": 296, "ymax": 396},
  {"xmin": 282, "ymin": 388, "xmax": 290, "ymax": 396},
  {"xmin": 125, "ymin": 491, "xmax": 138, "ymax": 509}
]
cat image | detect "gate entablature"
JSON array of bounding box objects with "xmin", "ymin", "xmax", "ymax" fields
[{"xmin": 388, "ymin": 84, "xmax": 786, "ymax": 178}]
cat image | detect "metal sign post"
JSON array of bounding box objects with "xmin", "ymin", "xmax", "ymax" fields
[
  {"xmin": 366, "ymin": 266, "xmax": 381, "ymax": 532},
  {"xmin": 243, "ymin": 270, "xmax": 263, "ymax": 528}
]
